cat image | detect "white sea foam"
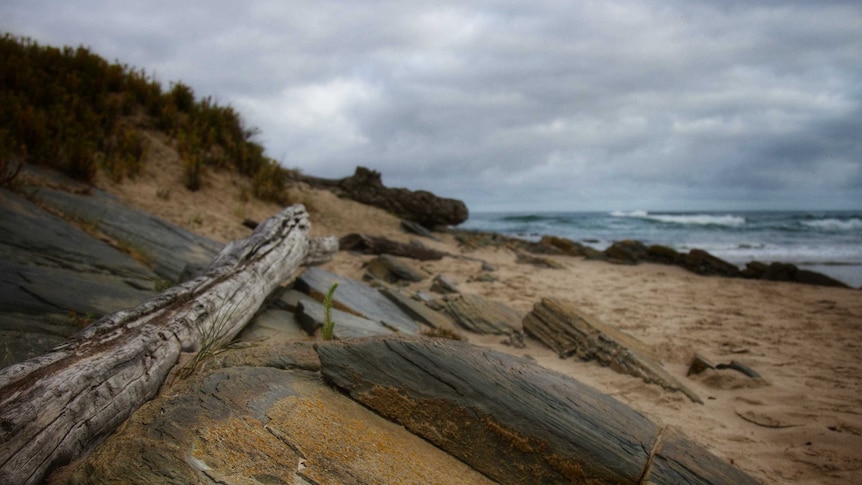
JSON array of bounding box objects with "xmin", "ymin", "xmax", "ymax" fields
[
  {"xmin": 801, "ymin": 218, "xmax": 862, "ymax": 231},
  {"xmin": 610, "ymin": 211, "xmax": 746, "ymax": 227},
  {"xmin": 609, "ymin": 210, "xmax": 648, "ymax": 218}
]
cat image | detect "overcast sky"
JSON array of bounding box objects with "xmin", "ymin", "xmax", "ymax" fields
[{"xmin": 3, "ymin": 1, "xmax": 861, "ymax": 212}]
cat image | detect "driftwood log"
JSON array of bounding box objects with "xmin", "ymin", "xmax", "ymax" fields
[{"xmin": 0, "ymin": 204, "xmax": 337, "ymax": 485}]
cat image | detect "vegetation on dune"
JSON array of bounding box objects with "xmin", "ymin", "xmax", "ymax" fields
[{"xmin": 0, "ymin": 33, "xmax": 291, "ymax": 202}]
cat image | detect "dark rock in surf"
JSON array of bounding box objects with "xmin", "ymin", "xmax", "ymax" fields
[
  {"xmin": 604, "ymin": 239, "xmax": 649, "ymax": 264},
  {"xmin": 683, "ymin": 249, "xmax": 742, "ymax": 277}
]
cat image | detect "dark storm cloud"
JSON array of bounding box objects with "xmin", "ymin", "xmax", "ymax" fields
[{"xmin": 2, "ymin": 0, "xmax": 860, "ymax": 210}]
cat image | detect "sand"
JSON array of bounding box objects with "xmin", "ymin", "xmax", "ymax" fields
[{"xmin": 96, "ymin": 140, "xmax": 862, "ymax": 484}]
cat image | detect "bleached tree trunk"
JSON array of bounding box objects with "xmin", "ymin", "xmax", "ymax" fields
[{"xmin": 0, "ymin": 204, "xmax": 337, "ymax": 485}]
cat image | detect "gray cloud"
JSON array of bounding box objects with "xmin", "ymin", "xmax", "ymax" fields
[{"xmin": 2, "ymin": 0, "xmax": 860, "ymax": 211}]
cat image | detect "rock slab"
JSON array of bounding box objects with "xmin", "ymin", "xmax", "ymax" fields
[
  {"xmin": 294, "ymin": 266, "xmax": 421, "ymax": 335},
  {"xmin": 317, "ymin": 336, "xmax": 759, "ymax": 485},
  {"xmin": 443, "ymin": 293, "xmax": 522, "ymax": 334},
  {"xmin": 523, "ymin": 298, "xmax": 702, "ymax": 403},
  {"xmin": 49, "ymin": 358, "xmax": 495, "ymax": 485}
]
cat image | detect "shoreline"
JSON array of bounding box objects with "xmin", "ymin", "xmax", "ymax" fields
[{"xmin": 461, "ymin": 209, "xmax": 862, "ymax": 288}]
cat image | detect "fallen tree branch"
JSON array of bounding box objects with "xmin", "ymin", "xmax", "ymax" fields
[{"xmin": 0, "ymin": 204, "xmax": 337, "ymax": 485}]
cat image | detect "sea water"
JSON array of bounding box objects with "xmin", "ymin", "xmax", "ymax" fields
[{"xmin": 461, "ymin": 211, "xmax": 862, "ymax": 288}]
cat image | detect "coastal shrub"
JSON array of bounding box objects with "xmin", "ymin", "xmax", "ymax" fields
[
  {"xmin": 252, "ymin": 158, "xmax": 289, "ymax": 204},
  {"xmin": 101, "ymin": 126, "xmax": 146, "ymax": 182},
  {"xmin": 0, "ymin": 132, "xmax": 24, "ymax": 186},
  {"xmin": 0, "ymin": 33, "xmax": 282, "ymax": 196}
]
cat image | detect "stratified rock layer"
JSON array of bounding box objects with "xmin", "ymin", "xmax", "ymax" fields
[
  {"xmin": 523, "ymin": 297, "xmax": 702, "ymax": 403},
  {"xmin": 317, "ymin": 336, "xmax": 759, "ymax": 485}
]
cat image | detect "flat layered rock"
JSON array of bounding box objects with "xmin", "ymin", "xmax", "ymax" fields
[
  {"xmin": 317, "ymin": 336, "xmax": 758, "ymax": 485},
  {"xmin": 443, "ymin": 293, "xmax": 522, "ymax": 334},
  {"xmin": 339, "ymin": 233, "xmax": 448, "ymax": 261},
  {"xmin": 279, "ymin": 289, "xmax": 397, "ymax": 338},
  {"xmin": 49, "ymin": 362, "xmax": 494, "ymax": 485},
  {"xmin": 0, "ymin": 188, "xmax": 160, "ymax": 365},
  {"xmin": 33, "ymin": 187, "xmax": 221, "ymax": 282},
  {"xmin": 380, "ymin": 288, "xmax": 460, "ymax": 333},
  {"xmin": 365, "ymin": 254, "xmax": 427, "ymax": 284},
  {"xmin": 294, "ymin": 267, "xmax": 421, "ymax": 335},
  {"xmin": 524, "ymin": 298, "xmax": 702, "ymax": 404}
]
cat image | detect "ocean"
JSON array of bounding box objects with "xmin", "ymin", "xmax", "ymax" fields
[{"xmin": 460, "ymin": 211, "xmax": 862, "ymax": 288}]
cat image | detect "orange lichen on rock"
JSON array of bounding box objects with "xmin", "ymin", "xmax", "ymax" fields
[{"xmin": 265, "ymin": 379, "xmax": 494, "ymax": 485}]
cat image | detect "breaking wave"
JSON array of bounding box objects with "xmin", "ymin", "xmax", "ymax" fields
[{"xmin": 610, "ymin": 211, "xmax": 746, "ymax": 227}]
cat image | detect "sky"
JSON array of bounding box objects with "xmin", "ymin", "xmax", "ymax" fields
[{"xmin": 2, "ymin": 0, "xmax": 861, "ymax": 212}]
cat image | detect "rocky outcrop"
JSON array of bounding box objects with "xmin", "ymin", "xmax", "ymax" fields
[
  {"xmin": 0, "ymin": 168, "xmax": 224, "ymax": 368},
  {"xmin": 317, "ymin": 336, "xmax": 759, "ymax": 485},
  {"xmin": 523, "ymin": 298, "xmax": 702, "ymax": 404},
  {"xmin": 304, "ymin": 166, "xmax": 469, "ymax": 228},
  {"xmin": 455, "ymin": 228, "xmax": 849, "ymax": 288},
  {"xmin": 339, "ymin": 233, "xmax": 448, "ymax": 260},
  {"xmin": 744, "ymin": 261, "xmax": 849, "ymax": 288},
  {"xmin": 604, "ymin": 239, "xmax": 649, "ymax": 263}
]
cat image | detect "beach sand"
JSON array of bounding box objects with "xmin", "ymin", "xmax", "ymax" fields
[{"xmin": 97, "ymin": 155, "xmax": 862, "ymax": 485}]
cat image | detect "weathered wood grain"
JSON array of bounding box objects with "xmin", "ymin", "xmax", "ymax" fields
[{"xmin": 0, "ymin": 204, "xmax": 337, "ymax": 485}]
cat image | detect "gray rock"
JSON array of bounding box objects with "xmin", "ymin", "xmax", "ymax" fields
[
  {"xmin": 233, "ymin": 308, "xmax": 310, "ymax": 344},
  {"xmin": 401, "ymin": 220, "xmax": 442, "ymax": 241},
  {"xmin": 0, "ymin": 188, "xmax": 164, "ymax": 366},
  {"xmin": 0, "ymin": 189, "xmax": 157, "ymax": 280},
  {"xmin": 281, "ymin": 290, "xmax": 397, "ymax": 339},
  {"xmin": 430, "ymin": 274, "xmax": 460, "ymax": 294},
  {"xmin": 365, "ymin": 254, "xmax": 427, "ymax": 284},
  {"xmin": 32, "ymin": 187, "xmax": 221, "ymax": 282},
  {"xmin": 317, "ymin": 336, "xmax": 758, "ymax": 485},
  {"xmin": 380, "ymin": 288, "xmax": 459, "ymax": 333},
  {"xmin": 443, "ymin": 293, "xmax": 522, "ymax": 335},
  {"xmin": 51, "ymin": 359, "xmax": 495, "ymax": 485},
  {"xmin": 294, "ymin": 267, "xmax": 420, "ymax": 335},
  {"xmin": 12, "ymin": 263, "xmax": 156, "ymax": 317},
  {"xmin": 523, "ymin": 298, "xmax": 702, "ymax": 404}
]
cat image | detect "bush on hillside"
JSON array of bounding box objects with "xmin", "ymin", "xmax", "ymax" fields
[{"xmin": 0, "ymin": 33, "xmax": 292, "ymax": 199}]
